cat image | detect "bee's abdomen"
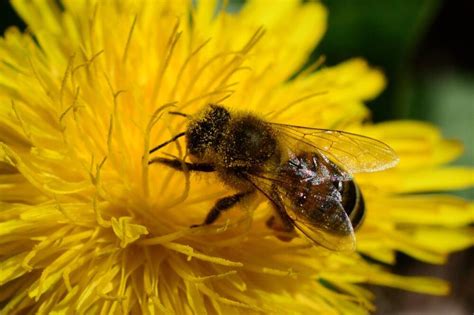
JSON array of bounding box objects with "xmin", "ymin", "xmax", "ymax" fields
[
  {"xmin": 340, "ymin": 180, "xmax": 365, "ymax": 231},
  {"xmin": 278, "ymin": 152, "xmax": 365, "ymax": 231}
]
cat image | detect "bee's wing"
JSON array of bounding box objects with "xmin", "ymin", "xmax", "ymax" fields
[
  {"xmin": 271, "ymin": 123, "xmax": 399, "ymax": 173},
  {"xmin": 290, "ymin": 203, "xmax": 356, "ymax": 252},
  {"xmin": 246, "ymin": 171, "xmax": 356, "ymax": 252}
]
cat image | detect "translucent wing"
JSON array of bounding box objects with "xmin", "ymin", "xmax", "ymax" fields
[
  {"xmin": 245, "ymin": 152, "xmax": 356, "ymax": 251},
  {"xmin": 271, "ymin": 123, "xmax": 399, "ymax": 173},
  {"xmin": 290, "ymin": 201, "xmax": 356, "ymax": 252}
]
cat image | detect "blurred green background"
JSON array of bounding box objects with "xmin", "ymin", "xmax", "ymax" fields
[{"xmin": 1, "ymin": 0, "xmax": 473, "ymax": 313}]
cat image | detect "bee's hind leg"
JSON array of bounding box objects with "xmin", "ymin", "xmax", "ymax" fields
[
  {"xmin": 266, "ymin": 188, "xmax": 296, "ymax": 242},
  {"xmin": 191, "ymin": 190, "xmax": 255, "ymax": 228}
]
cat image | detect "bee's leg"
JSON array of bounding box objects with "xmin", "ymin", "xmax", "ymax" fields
[
  {"xmin": 266, "ymin": 189, "xmax": 295, "ymax": 241},
  {"xmin": 191, "ymin": 190, "xmax": 254, "ymax": 228},
  {"xmin": 149, "ymin": 157, "xmax": 215, "ymax": 172}
]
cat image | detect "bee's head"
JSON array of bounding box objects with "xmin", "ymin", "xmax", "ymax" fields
[{"xmin": 186, "ymin": 104, "xmax": 231, "ymax": 159}]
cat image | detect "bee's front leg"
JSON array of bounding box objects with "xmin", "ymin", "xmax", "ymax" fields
[{"xmin": 149, "ymin": 157, "xmax": 215, "ymax": 172}]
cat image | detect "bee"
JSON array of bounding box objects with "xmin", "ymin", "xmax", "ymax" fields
[{"xmin": 149, "ymin": 104, "xmax": 399, "ymax": 251}]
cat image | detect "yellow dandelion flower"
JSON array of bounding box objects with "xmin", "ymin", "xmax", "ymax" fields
[{"xmin": 0, "ymin": 0, "xmax": 473, "ymax": 314}]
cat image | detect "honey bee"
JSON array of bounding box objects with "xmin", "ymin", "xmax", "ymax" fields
[{"xmin": 149, "ymin": 104, "xmax": 399, "ymax": 251}]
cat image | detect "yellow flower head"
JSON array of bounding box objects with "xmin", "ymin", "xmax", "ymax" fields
[{"xmin": 1, "ymin": 0, "xmax": 473, "ymax": 314}]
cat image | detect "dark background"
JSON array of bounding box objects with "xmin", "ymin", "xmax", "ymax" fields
[{"xmin": 1, "ymin": 0, "xmax": 472, "ymax": 313}]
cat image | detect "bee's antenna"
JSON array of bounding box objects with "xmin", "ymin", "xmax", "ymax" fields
[
  {"xmin": 168, "ymin": 111, "xmax": 189, "ymax": 118},
  {"xmin": 149, "ymin": 132, "xmax": 186, "ymax": 154}
]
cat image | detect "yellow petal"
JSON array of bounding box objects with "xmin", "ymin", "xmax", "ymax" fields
[
  {"xmin": 410, "ymin": 227, "xmax": 474, "ymax": 253},
  {"xmin": 379, "ymin": 195, "xmax": 474, "ymax": 227},
  {"xmin": 399, "ymin": 168, "xmax": 474, "ymax": 192},
  {"xmin": 358, "ymin": 167, "xmax": 474, "ymax": 193},
  {"xmin": 264, "ymin": 58, "xmax": 384, "ymax": 128},
  {"xmin": 370, "ymin": 273, "xmax": 449, "ymax": 296},
  {"xmin": 364, "ymin": 121, "xmax": 464, "ymax": 167},
  {"xmin": 238, "ymin": 0, "xmax": 327, "ymax": 80}
]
